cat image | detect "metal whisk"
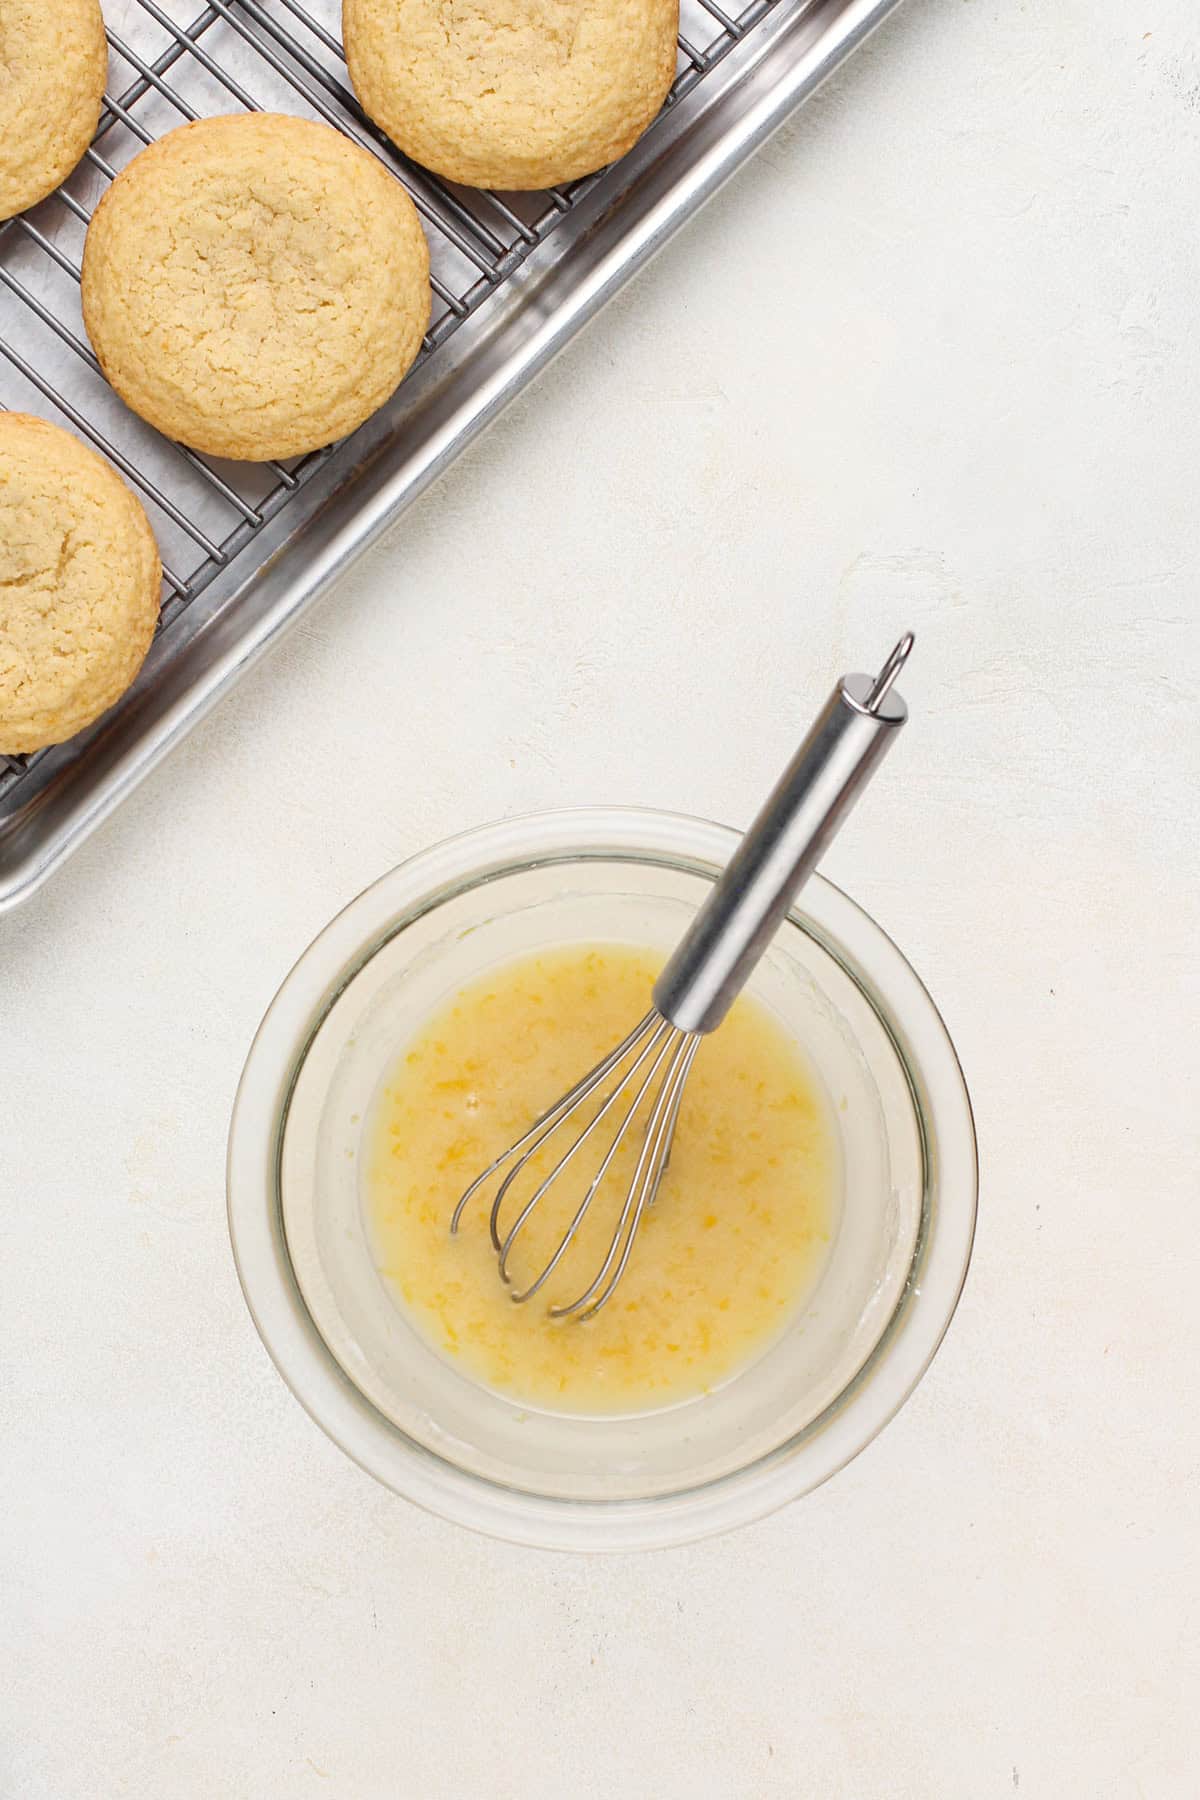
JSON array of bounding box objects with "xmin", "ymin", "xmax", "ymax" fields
[{"xmin": 451, "ymin": 634, "xmax": 914, "ymax": 1320}]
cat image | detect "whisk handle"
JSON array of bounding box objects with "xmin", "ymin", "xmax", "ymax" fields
[{"xmin": 652, "ymin": 637, "xmax": 912, "ymax": 1035}]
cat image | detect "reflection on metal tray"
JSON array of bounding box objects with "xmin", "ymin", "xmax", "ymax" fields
[{"xmin": 0, "ymin": 0, "xmax": 902, "ymax": 909}]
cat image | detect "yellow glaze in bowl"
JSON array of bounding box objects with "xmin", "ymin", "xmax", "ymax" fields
[
  {"xmin": 229, "ymin": 809, "xmax": 977, "ymax": 1550},
  {"xmin": 368, "ymin": 945, "xmax": 837, "ymax": 1411}
]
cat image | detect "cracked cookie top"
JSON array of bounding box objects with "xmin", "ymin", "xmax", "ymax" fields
[
  {"xmin": 0, "ymin": 0, "xmax": 106, "ymax": 223},
  {"xmin": 81, "ymin": 113, "xmax": 432, "ymax": 462},
  {"xmin": 344, "ymin": 0, "xmax": 678, "ymax": 190},
  {"xmin": 0, "ymin": 413, "xmax": 161, "ymax": 755}
]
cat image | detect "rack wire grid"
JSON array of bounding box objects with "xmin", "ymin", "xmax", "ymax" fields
[{"xmin": 0, "ymin": 0, "xmax": 780, "ymax": 812}]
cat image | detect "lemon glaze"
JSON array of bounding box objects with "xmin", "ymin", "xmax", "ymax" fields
[{"xmin": 367, "ymin": 944, "xmax": 839, "ymax": 1413}]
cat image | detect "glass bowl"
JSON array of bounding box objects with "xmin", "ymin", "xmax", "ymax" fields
[{"xmin": 227, "ymin": 808, "xmax": 976, "ymax": 1551}]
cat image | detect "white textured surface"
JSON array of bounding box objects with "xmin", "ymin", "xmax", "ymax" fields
[{"xmin": 3, "ymin": 0, "xmax": 1200, "ymax": 1793}]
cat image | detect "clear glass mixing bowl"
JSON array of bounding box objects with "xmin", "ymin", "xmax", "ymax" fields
[{"xmin": 227, "ymin": 808, "xmax": 976, "ymax": 1551}]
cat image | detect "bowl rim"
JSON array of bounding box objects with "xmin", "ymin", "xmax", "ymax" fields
[{"xmin": 227, "ymin": 805, "xmax": 978, "ymax": 1552}]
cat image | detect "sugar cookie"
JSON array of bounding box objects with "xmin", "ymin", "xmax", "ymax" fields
[
  {"xmin": 343, "ymin": 0, "xmax": 679, "ymax": 191},
  {"xmin": 0, "ymin": 414, "xmax": 161, "ymax": 755},
  {"xmin": 0, "ymin": 0, "xmax": 106, "ymax": 222},
  {"xmin": 82, "ymin": 114, "xmax": 432, "ymax": 461}
]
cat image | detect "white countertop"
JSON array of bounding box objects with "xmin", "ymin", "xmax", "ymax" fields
[{"xmin": 4, "ymin": 0, "xmax": 1199, "ymax": 1793}]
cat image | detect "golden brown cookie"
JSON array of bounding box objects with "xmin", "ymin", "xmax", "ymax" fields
[
  {"xmin": 81, "ymin": 113, "xmax": 432, "ymax": 462},
  {"xmin": 343, "ymin": 0, "xmax": 679, "ymax": 191},
  {"xmin": 0, "ymin": 414, "xmax": 162, "ymax": 755},
  {"xmin": 0, "ymin": 0, "xmax": 107, "ymax": 222}
]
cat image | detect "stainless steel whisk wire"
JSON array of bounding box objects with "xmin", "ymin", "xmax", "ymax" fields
[{"xmin": 451, "ymin": 634, "xmax": 914, "ymax": 1321}]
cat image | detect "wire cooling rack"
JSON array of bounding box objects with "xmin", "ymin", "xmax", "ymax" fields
[
  {"xmin": 0, "ymin": 0, "xmax": 772, "ymax": 804},
  {"xmin": 0, "ymin": 0, "xmax": 903, "ymax": 903}
]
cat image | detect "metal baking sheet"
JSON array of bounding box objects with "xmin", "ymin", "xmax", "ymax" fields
[{"xmin": 0, "ymin": 0, "xmax": 902, "ymax": 910}]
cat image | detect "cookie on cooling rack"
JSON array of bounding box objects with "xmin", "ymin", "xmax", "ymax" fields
[
  {"xmin": 0, "ymin": 0, "xmax": 108, "ymax": 222},
  {"xmin": 343, "ymin": 0, "xmax": 679, "ymax": 191},
  {"xmin": 0, "ymin": 413, "xmax": 162, "ymax": 756},
  {"xmin": 81, "ymin": 113, "xmax": 432, "ymax": 462}
]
